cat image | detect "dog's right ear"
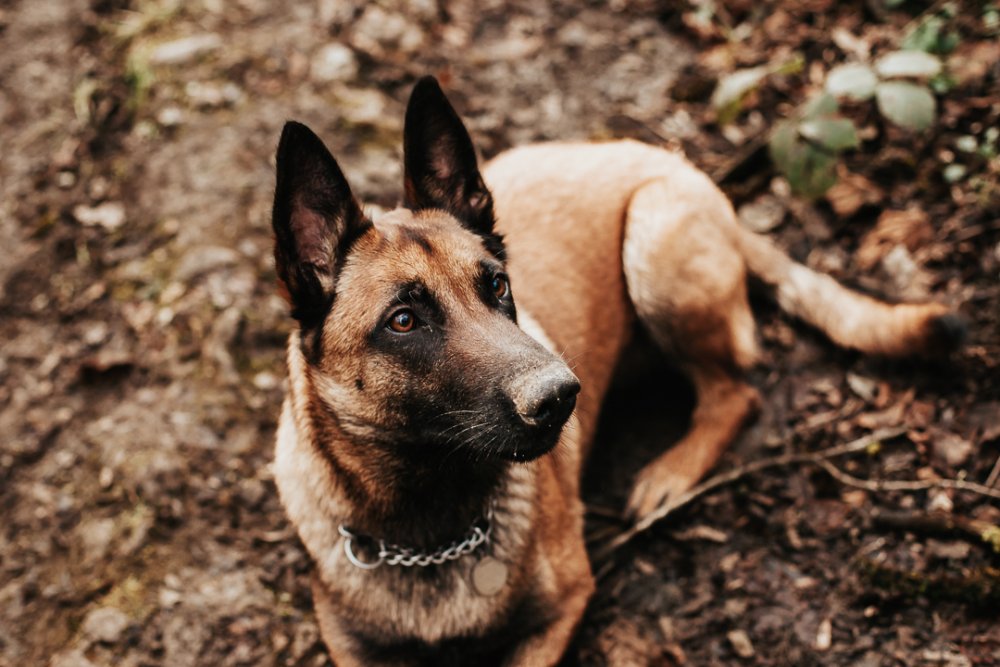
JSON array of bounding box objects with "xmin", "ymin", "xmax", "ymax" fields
[
  {"xmin": 403, "ymin": 76, "xmax": 498, "ymax": 242},
  {"xmin": 272, "ymin": 121, "xmax": 370, "ymax": 326}
]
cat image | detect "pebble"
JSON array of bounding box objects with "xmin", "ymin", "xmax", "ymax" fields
[
  {"xmin": 82, "ymin": 606, "xmax": 130, "ymax": 644},
  {"xmin": 157, "ymin": 106, "xmax": 184, "ymax": 127},
  {"xmin": 727, "ymin": 629, "xmax": 755, "ymax": 658},
  {"xmin": 73, "ymin": 202, "xmax": 126, "ymax": 231},
  {"xmin": 174, "ymin": 245, "xmax": 240, "ymax": 282},
  {"xmin": 311, "ymin": 43, "xmax": 357, "ymax": 82},
  {"xmin": 738, "ymin": 194, "xmax": 786, "ymax": 233},
  {"xmin": 149, "ymin": 34, "xmax": 222, "ymax": 66}
]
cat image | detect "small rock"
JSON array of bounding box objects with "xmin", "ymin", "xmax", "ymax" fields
[
  {"xmin": 846, "ymin": 372, "xmax": 878, "ymax": 402},
  {"xmin": 335, "ymin": 86, "xmax": 390, "ymax": 126},
  {"xmin": 50, "ymin": 649, "xmax": 96, "ymax": 667},
  {"xmin": 253, "ymin": 371, "xmax": 279, "ymax": 391},
  {"xmin": 239, "ymin": 478, "xmax": 267, "ymax": 508},
  {"xmin": 291, "ymin": 621, "xmax": 320, "ymax": 661},
  {"xmin": 82, "ymin": 321, "xmax": 110, "ymax": 347},
  {"xmin": 73, "ymin": 202, "xmax": 126, "ymax": 231},
  {"xmin": 927, "ymin": 539, "xmax": 972, "ymax": 560},
  {"xmin": 930, "ymin": 430, "xmax": 974, "ymax": 467},
  {"xmin": 311, "ymin": 43, "xmax": 358, "ymax": 82},
  {"xmin": 185, "ymin": 81, "xmax": 224, "ymax": 108},
  {"xmin": 149, "ymin": 34, "xmax": 222, "ymax": 66},
  {"xmin": 881, "ymin": 244, "xmax": 930, "ymax": 299},
  {"xmin": 174, "ymin": 246, "xmax": 240, "ymax": 282},
  {"xmin": 728, "ymin": 628, "xmax": 755, "ymax": 658},
  {"xmin": 157, "ymin": 106, "xmax": 184, "ymax": 127},
  {"xmin": 738, "ymin": 194, "xmax": 785, "ymax": 233},
  {"xmin": 78, "ymin": 517, "xmax": 116, "ymax": 563},
  {"xmin": 352, "ymin": 5, "xmax": 423, "ymax": 55},
  {"xmin": 815, "ymin": 618, "xmax": 832, "ymax": 651},
  {"xmin": 82, "ymin": 606, "xmax": 130, "ymax": 644},
  {"xmin": 927, "ymin": 488, "xmax": 954, "ymax": 514}
]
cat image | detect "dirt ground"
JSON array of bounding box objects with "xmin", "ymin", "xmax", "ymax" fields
[{"xmin": 1, "ymin": 1, "xmax": 998, "ymax": 665}]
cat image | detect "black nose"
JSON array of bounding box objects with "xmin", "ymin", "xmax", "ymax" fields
[{"xmin": 519, "ymin": 376, "xmax": 580, "ymax": 428}]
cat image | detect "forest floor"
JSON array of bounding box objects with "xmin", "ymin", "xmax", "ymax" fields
[{"xmin": 1, "ymin": 1, "xmax": 998, "ymax": 665}]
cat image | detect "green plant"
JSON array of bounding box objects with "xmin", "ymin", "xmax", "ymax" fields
[
  {"xmin": 768, "ymin": 93, "xmax": 858, "ymax": 199},
  {"xmin": 768, "ymin": 48, "xmax": 945, "ymax": 198}
]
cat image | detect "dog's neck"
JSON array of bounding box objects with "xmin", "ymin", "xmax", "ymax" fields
[{"xmin": 290, "ymin": 347, "xmax": 511, "ymax": 550}]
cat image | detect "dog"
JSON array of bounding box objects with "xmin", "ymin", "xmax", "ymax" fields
[{"xmin": 270, "ymin": 76, "xmax": 963, "ymax": 666}]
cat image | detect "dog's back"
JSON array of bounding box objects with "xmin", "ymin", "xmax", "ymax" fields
[{"xmin": 485, "ymin": 139, "xmax": 963, "ymax": 515}]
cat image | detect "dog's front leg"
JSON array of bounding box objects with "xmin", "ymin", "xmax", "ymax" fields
[{"xmin": 503, "ymin": 576, "xmax": 594, "ymax": 667}]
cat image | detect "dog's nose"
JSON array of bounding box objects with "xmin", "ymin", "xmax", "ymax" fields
[{"xmin": 514, "ymin": 368, "xmax": 580, "ymax": 429}]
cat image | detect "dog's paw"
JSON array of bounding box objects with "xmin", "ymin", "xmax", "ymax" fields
[{"xmin": 624, "ymin": 460, "xmax": 699, "ymax": 522}]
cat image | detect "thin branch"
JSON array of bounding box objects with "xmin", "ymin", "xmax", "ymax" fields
[
  {"xmin": 599, "ymin": 428, "xmax": 904, "ymax": 557},
  {"xmin": 986, "ymin": 454, "xmax": 1000, "ymax": 489},
  {"xmin": 870, "ymin": 508, "xmax": 1000, "ymax": 553},
  {"xmin": 598, "ymin": 427, "xmax": 1000, "ymax": 558},
  {"xmin": 818, "ymin": 459, "xmax": 1000, "ymax": 501}
]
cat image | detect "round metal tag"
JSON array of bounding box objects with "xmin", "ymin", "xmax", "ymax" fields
[{"xmin": 471, "ymin": 557, "xmax": 508, "ymax": 597}]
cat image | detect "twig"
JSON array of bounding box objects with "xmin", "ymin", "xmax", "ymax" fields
[
  {"xmin": 598, "ymin": 428, "xmax": 905, "ymax": 558},
  {"xmin": 869, "ymin": 508, "xmax": 1000, "ymax": 553},
  {"xmin": 598, "ymin": 426, "xmax": 1000, "ymax": 559},
  {"xmin": 818, "ymin": 459, "xmax": 1000, "ymax": 501},
  {"xmin": 986, "ymin": 454, "xmax": 1000, "ymax": 489}
]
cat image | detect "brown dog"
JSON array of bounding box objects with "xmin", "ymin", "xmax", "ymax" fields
[{"xmin": 270, "ymin": 77, "xmax": 962, "ymax": 665}]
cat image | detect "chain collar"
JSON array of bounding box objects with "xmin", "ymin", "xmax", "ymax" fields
[{"xmin": 337, "ymin": 503, "xmax": 494, "ymax": 570}]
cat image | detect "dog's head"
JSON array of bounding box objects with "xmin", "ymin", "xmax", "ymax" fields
[{"xmin": 272, "ymin": 77, "xmax": 579, "ymax": 464}]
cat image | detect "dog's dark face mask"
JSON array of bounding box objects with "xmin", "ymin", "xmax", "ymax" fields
[{"xmin": 271, "ymin": 77, "xmax": 579, "ymax": 464}]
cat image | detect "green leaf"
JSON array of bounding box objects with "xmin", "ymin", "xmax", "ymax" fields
[
  {"xmin": 825, "ymin": 63, "xmax": 878, "ymax": 101},
  {"xmin": 902, "ymin": 15, "xmax": 959, "ymax": 54},
  {"xmin": 711, "ymin": 66, "xmax": 769, "ymax": 124},
  {"xmin": 874, "ymin": 50, "xmax": 943, "ymax": 79},
  {"xmin": 801, "ymin": 92, "xmax": 839, "ymax": 120},
  {"xmin": 799, "ymin": 118, "xmax": 860, "ymax": 151},
  {"xmin": 942, "ymin": 163, "xmax": 967, "ymax": 183},
  {"xmin": 875, "ymin": 81, "xmax": 937, "ymax": 131},
  {"xmin": 769, "ymin": 120, "xmax": 839, "ymax": 199}
]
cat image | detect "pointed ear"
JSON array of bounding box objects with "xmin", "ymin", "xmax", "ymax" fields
[
  {"xmin": 272, "ymin": 121, "xmax": 370, "ymax": 326},
  {"xmin": 403, "ymin": 76, "xmax": 497, "ymax": 240}
]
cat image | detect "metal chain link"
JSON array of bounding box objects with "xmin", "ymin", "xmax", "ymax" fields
[{"xmin": 338, "ymin": 503, "xmax": 494, "ymax": 570}]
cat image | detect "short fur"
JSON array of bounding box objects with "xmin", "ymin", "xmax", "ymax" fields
[{"xmin": 271, "ymin": 77, "xmax": 963, "ymax": 666}]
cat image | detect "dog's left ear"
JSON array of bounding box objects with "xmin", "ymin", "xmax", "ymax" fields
[
  {"xmin": 272, "ymin": 121, "xmax": 370, "ymax": 326},
  {"xmin": 403, "ymin": 76, "xmax": 497, "ymax": 240}
]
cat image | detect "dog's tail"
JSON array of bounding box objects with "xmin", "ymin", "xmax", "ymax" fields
[{"xmin": 735, "ymin": 227, "xmax": 965, "ymax": 357}]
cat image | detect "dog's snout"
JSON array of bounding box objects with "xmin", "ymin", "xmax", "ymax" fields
[{"xmin": 514, "ymin": 368, "xmax": 580, "ymax": 429}]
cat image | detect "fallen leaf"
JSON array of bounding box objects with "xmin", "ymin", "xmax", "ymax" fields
[
  {"xmin": 737, "ymin": 194, "xmax": 786, "ymax": 232},
  {"xmin": 929, "ymin": 429, "xmax": 974, "ymax": 467},
  {"xmin": 825, "ymin": 168, "xmax": 884, "ymax": 218},
  {"xmin": 856, "ymin": 207, "xmax": 933, "ymax": 270},
  {"xmin": 728, "ymin": 629, "xmax": 755, "ymax": 659}
]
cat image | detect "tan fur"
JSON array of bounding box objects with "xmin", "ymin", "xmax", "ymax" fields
[
  {"xmin": 275, "ymin": 124, "xmax": 958, "ymax": 663},
  {"xmin": 484, "ymin": 139, "xmax": 956, "ymax": 516}
]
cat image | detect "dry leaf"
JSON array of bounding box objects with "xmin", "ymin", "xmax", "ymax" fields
[{"xmin": 856, "ymin": 207, "xmax": 933, "ymax": 270}]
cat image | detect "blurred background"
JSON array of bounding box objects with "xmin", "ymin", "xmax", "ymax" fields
[{"xmin": 1, "ymin": 1, "xmax": 998, "ymax": 665}]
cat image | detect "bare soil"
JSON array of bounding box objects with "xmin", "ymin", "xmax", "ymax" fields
[{"xmin": 1, "ymin": 1, "xmax": 997, "ymax": 666}]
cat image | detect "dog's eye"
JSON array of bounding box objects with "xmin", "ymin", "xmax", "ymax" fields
[
  {"xmin": 388, "ymin": 309, "xmax": 417, "ymax": 333},
  {"xmin": 491, "ymin": 274, "xmax": 510, "ymax": 300}
]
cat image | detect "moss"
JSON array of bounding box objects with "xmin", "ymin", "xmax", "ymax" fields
[
  {"xmin": 858, "ymin": 558, "xmax": 1000, "ymax": 608},
  {"xmin": 981, "ymin": 526, "xmax": 1000, "ymax": 554}
]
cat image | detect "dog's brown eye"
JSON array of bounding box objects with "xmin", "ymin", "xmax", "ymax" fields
[
  {"xmin": 388, "ymin": 309, "xmax": 416, "ymax": 333},
  {"xmin": 492, "ymin": 275, "xmax": 510, "ymax": 300}
]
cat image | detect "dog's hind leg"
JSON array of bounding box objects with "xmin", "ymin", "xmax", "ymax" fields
[{"xmin": 620, "ymin": 175, "xmax": 761, "ymax": 519}]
